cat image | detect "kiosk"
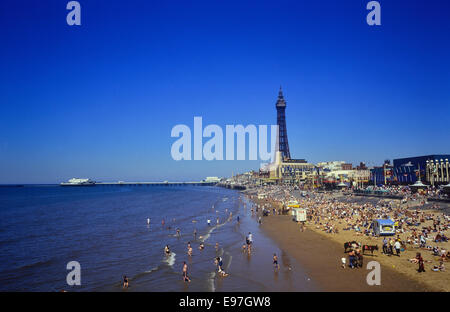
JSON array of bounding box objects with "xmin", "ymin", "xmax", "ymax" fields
[{"xmin": 372, "ymin": 219, "xmax": 395, "ymax": 236}]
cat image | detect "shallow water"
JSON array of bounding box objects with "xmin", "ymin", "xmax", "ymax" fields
[{"xmin": 0, "ymin": 185, "xmax": 316, "ymax": 291}]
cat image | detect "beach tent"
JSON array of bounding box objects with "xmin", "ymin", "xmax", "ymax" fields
[{"xmin": 372, "ymin": 219, "xmax": 396, "ymax": 236}]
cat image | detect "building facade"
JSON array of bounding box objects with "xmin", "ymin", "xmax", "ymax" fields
[{"xmin": 393, "ymin": 155, "xmax": 450, "ymax": 185}]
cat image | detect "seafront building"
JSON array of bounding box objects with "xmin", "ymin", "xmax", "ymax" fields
[
  {"xmin": 237, "ymin": 88, "xmax": 449, "ymax": 190},
  {"xmin": 393, "ymin": 155, "xmax": 450, "ymax": 185}
]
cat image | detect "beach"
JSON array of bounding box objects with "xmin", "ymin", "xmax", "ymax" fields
[
  {"xmin": 245, "ymin": 188, "xmax": 449, "ymax": 292},
  {"xmin": 261, "ymin": 214, "xmax": 431, "ymax": 291}
]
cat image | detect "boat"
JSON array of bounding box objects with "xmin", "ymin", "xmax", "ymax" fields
[{"xmin": 60, "ymin": 178, "xmax": 95, "ymax": 186}]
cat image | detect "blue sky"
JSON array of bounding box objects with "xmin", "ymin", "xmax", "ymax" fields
[{"xmin": 0, "ymin": 0, "xmax": 449, "ymax": 183}]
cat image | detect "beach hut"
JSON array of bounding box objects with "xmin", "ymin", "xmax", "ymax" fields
[
  {"xmin": 291, "ymin": 208, "xmax": 307, "ymax": 222},
  {"xmin": 372, "ymin": 219, "xmax": 396, "ymax": 236}
]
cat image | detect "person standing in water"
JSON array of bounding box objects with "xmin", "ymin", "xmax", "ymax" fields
[
  {"xmin": 273, "ymin": 253, "xmax": 280, "ymax": 270},
  {"xmin": 187, "ymin": 242, "xmax": 193, "ymax": 256},
  {"xmin": 164, "ymin": 245, "xmax": 171, "ymax": 255},
  {"xmin": 147, "ymin": 218, "xmax": 150, "ymax": 225},
  {"xmin": 123, "ymin": 275, "xmax": 129, "ymax": 289},
  {"xmin": 182, "ymin": 262, "xmax": 191, "ymax": 282},
  {"xmin": 193, "ymin": 228, "xmax": 197, "ymax": 240},
  {"xmin": 246, "ymin": 232, "xmax": 253, "ymax": 253}
]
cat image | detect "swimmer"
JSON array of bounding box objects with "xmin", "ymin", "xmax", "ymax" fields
[
  {"xmin": 199, "ymin": 243, "xmax": 205, "ymax": 250},
  {"xmin": 164, "ymin": 245, "xmax": 171, "ymax": 255}
]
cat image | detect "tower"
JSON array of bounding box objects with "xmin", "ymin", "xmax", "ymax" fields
[{"xmin": 275, "ymin": 86, "xmax": 291, "ymax": 160}]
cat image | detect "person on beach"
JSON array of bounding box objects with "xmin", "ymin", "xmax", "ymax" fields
[
  {"xmin": 341, "ymin": 257, "xmax": 346, "ymax": 268},
  {"xmin": 123, "ymin": 275, "xmax": 129, "ymax": 289},
  {"xmin": 394, "ymin": 240, "xmax": 401, "ymax": 256},
  {"xmin": 273, "ymin": 253, "xmax": 280, "ymax": 270},
  {"xmin": 417, "ymin": 253, "xmax": 425, "ymax": 273},
  {"xmin": 382, "ymin": 237, "xmax": 388, "ymax": 254},
  {"xmin": 182, "ymin": 262, "xmax": 191, "ymax": 282}
]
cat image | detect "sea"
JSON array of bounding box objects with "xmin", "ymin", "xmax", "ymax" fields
[{"xmin": 0, "ymin": 185, "xmax": 317, "ymax": 291}]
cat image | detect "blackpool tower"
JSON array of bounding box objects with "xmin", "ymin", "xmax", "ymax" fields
[{"xmin": 275, "ymin": 86, "xmax": 291, "ymax": 160}]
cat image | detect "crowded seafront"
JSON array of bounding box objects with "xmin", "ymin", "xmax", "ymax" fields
[{"xmin": 242, "ymin": 183, "xmax": 450, "ymax": 291}]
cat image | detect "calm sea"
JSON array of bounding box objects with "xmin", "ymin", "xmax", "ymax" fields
[{"xmin": 0, "ymin": 185, "xmax": 316, "ymax": 291}]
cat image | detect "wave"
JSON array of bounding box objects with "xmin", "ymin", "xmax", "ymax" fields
[
  {"xmin": 224, "ymin": 253, "xmax": 232, "ymax": 271},
  {"xmin": 162, "ymin": 252, "xmax": 176, "ymax": 267},
  {"xmin": 13, "ymin": 258, "xmax": 55, "ymax": 271},
  {"xmin": 199, "ymin": 218, "xmax": 229, "ymax": 243},
  {"xmin": 208, "ymin": 271, "xmax": 216, "ymax": 292},
  {"xmin": 130, "ymin": 266, "xmax": 160, "ymax": 281}
]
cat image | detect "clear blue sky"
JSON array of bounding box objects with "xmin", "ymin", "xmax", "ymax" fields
[{"xmin": 0, "ymin": 0, "xmax": 449, "ymax": 184}]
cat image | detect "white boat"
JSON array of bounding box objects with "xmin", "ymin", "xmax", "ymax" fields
[{"xmin": 60, "ymin": 178, "xmax": 95, "ymax": 186}]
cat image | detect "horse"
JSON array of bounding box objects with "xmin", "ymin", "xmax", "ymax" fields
[{"xmin": 362, "ymin": 244, "xmax": 379, "ymax": 255}]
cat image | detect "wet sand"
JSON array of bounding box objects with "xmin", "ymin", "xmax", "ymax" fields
[{"xmin": 261, "ymin": 215, "xmax": 433, "ymax": 292}]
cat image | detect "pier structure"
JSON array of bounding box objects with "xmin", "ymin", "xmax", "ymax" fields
[{"xmin": 94, "ymin": 181, "xmax": 218, "ymax": 186}]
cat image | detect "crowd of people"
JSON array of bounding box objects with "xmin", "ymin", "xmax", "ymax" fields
[{"xmin": 246, "ymin": 183, "xmax": 450, "ymax": 281}]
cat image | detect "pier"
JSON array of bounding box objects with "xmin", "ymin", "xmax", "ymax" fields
[{"xmin": 94, "ymin": 181, "xmax": 218, "ymax": 186}]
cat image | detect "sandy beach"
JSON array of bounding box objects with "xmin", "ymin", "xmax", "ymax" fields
[
  {"xmin": 261, "ymin": 214, "xmax": 432, "ymax": 291},
  {"xmin": 246, "ymin": 190, "xmax": 449, "ymax": 292}
]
